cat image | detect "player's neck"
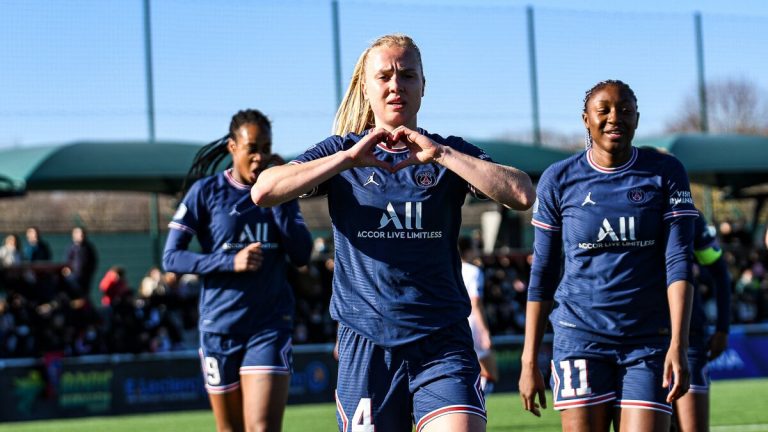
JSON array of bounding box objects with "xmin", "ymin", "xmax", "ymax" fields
[{"xmin": 589, "ymin": 146, "xmax": 633, "ymax": 168}]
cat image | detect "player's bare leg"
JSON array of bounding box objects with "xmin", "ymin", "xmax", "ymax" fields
[
  {"xmin": 209, "ymin": 389, "xmax": 245, "ymax": 432},
  {"xmin": 559, "ymin": 403, "xmax": 612, "ymax": 432},
  {"xmin": 615, "ymin": 407, "xmax": 670, "ymax": 432},
  {"xmin": 420, "ymin": 412, "xmax": 486, "ymax": 432},
  {"xmin": 241, "ymin": 373, "xmax": 290, "ymax": 432},
  {"xmin": 673, "ymin": 391, "xmax": 708, "ymax": 432}
]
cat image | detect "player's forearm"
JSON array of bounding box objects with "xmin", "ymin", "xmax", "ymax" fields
[
  {"xmin": 434, "ymin": 146, "xmax": 535, "ymax": 210},
  {"xmin": 163, "ymin": 248, "xmax": 233, "ymax": 274},
  {"xmin": 667, "ymin": 279, "xmax": 693, "ymax": 349},
  {"xmin": 521, "ymin": 300, "xmax": 552, "ymax": 367},
  {"xmin": 252, "ymin": 152, "xmax": 352, "ymax": 207}
]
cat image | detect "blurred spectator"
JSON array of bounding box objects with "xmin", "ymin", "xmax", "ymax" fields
[
  {"xmin": 23, "ymin": 226, "xmax": 52, "ymax": 262},
  {"xmin": 139, "ymin": 266, "xmax": 167, "ymax": 298},
  {"xmin": 0, "ymin": 234, "xmax": 23, "ymax": 267},
  {"xmin": 719, "ymin": 219, "xmax": 752, "ymax": 248},
  {"xmin": 98, "ymin": 266, "xmax": 130, "ymax": 307},
  {"xmin": 312, "ymin": 236, "xmax": 330, "ymax": 259},
  {"xmin": 150, "ymin": 326, "xmax": 174, "ymax": 353},
  {"xmin": 61, "ymin": 227, "xmax": 98, "ymax": 298}
]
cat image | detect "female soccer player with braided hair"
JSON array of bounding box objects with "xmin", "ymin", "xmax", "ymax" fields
[
  {"xmin": 252, "ymin": 34, "xmax": 534, "ymax": 432},
  {"xmin": 519, "ymin": 80, "xmax": 697, "ymax": 431},
  {"xmin": 164, "ymin": 109, "xmax": 313, "ymax": 432}
]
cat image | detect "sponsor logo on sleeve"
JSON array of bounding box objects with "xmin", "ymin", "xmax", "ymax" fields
[{"xmin": 670, "ymin": 190, "xmax": 693, "ymax": 206}]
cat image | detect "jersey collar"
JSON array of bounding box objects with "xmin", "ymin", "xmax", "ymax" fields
[
  {"xmin": 224, "ymin": 169, "xmax": 250, "ymax": 190},
  {"xmin": 587, "ymin": 147, "xmax": 638, "ymax": 174}
]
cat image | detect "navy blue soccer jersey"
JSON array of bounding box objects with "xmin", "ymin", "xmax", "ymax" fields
[
  {"xmin": 529, "ymin": 147, "xmax": 697, "ymax": 344},
  {"xmin": 163, "ymin": 169, "xmax": 312, "ymax": 335},
  {"xmin": 691, "ymin": 211, "xmax": 731, "ymax": 337},
  {"xmin": 292, "ymin": 129, "xmax": 489, "ymax": 347}
]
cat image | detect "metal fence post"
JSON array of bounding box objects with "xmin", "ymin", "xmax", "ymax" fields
[{"xmin": 527, "ymin": 6, "xmax": 541, "ymax": 146}]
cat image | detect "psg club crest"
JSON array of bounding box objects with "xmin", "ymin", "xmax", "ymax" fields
[
  {"xmin": 414, "ymin": 170, "xmax": 436, "ymax": 188},
  {"xmin": 627, "ymin": 188, "xmax": 645, "ymax": 203}
]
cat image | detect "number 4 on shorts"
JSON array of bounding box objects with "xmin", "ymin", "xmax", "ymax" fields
[{"xmin": 351, "ymin": 398, "xmax": 374, "ymax": 432}]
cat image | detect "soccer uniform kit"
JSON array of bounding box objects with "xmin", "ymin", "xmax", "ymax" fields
[
  {"xmin": 529, "ymin": 147, "xmax": 697, "ymax": 414},
  {"xmin": 292, "ymin": 129, "xmax": 487, "ymax": 432},
  {"xmin": 688, "ymin": 211, "xmax": 731, "ymax": 393},
  {"xmin": 163, "ymin": 169, "xmax": 312, "ymax": 394}
]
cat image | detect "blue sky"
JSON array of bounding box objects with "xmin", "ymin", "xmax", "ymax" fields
[{"xmin": 1, "ymin": 0, "xmax": 767, "ymax": 156}]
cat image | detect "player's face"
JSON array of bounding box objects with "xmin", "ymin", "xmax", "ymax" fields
[
  {"xmin": 363, "ymin": 45, "xmax": 424, "ymax": 131},
  {"xmin": 582, "ymin": 84, "xmax": 639, "ymax": 155},
  {"xmin": 228, "ymin": 122, "xmax": 272, "ymax": 185}
]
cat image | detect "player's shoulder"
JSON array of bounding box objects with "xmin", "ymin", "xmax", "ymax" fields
[
  {"xmin": 421, "ymin": 129, "xmax": 457, "ymax": 145},
  {"xmin": 184, "ymin": 173, "xmax": 221, "ymax": 197},
  {"xmin": 294, "ymin": 132, "xmax": 366, "ymax": 161},
  {"xmin": 540, "ymin": 151, "xmax": 585, "ymax": 183},
  {"xmin": 635, "ymin": 146, "xmax": 686, "ymax": 172}
]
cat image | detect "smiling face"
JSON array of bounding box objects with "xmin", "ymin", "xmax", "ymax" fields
[
  {"xmin": 228, "ymin": 122, "xmax": 272, "ymax": 185},
  {"xmin": 363, "ymin": 44, "xmax": 425, "ymax": 131},
  {"xmin": 582, "ymin": 83, "xmax": 639, "ymax": 158}
]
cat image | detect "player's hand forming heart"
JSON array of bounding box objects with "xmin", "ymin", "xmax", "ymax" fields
[
  {"xmin": 346, "ymin": 128, "xmax": 395, "ymax": 171},
  {"xmin": 345, "ymin": 127, "xmax": 443, "ymax": 173},
  {"xmin": 389, "ymin": 126, "xmax": 443, "ymax": 172}
]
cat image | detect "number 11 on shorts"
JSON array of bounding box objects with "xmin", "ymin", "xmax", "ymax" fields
[{"xmin": 560, "ymin": 359, "xmax": 591, "ymax": 397}]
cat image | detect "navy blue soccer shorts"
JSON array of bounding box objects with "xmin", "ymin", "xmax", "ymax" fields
[
  {"xmin": 687, "ymin": 336, "xmax": 710, "ymax": 394},
  {"xmin": 334, "ymin": 321, "xmax": 486, "ymax": 432},
  {"xmin": 199, "ymin": 328, "xmax": 292, "ymax": 394},
  {"xmin": 551, "ymin": 334, "xmax": 673, "ymax": 415}
]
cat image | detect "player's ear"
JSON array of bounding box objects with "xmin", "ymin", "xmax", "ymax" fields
[
  {"xmin": 227, "ymin": 137, "xmax": 237, "ymax": 154},
  {"xmin": 582, "ymin": 112, "xmax": 589, "ymax": 129}
]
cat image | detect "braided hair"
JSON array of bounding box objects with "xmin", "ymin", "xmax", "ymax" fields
[
  {"xmin": 582, "ymin": 80, "xmax": 638, "ymax": 149},
  {"xmin": 181, "ymin": 109, "xmax": 271, "ymax": 196}
]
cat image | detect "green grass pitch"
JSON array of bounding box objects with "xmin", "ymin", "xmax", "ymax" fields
[{"xmin": 1, "ymin": 378, "xmax": 766, "ymax": 431}]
